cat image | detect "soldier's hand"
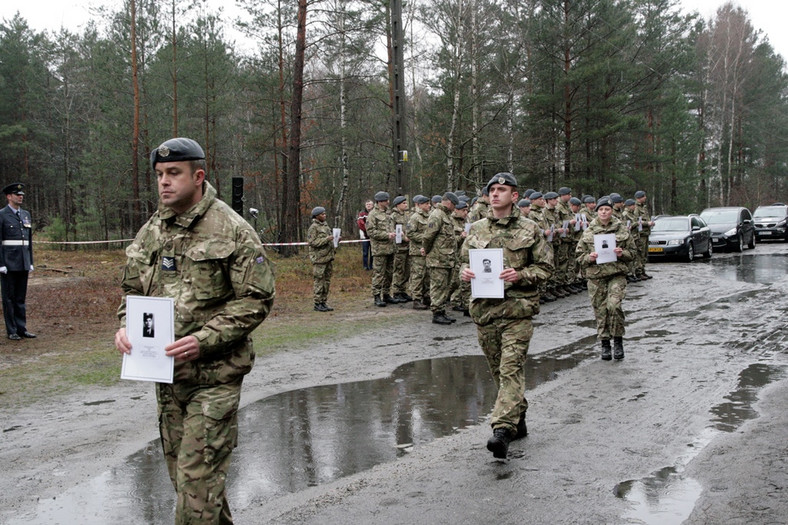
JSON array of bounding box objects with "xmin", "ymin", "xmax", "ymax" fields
[
  {"xmin": 115, "ymin": 327, "xmax": 131, "ymax": 355},
  {"xmin": 500, "ymin": 268, "xmax": 520, "ymax": 282},
  {"xmin": 166, "ymin": 335, "xmax": 200, "ymax": 362},
  {"xmin": 0, "ymin": 266, "xmax": 6, "ymax": 274},
  {"xmin": 614, "ymin": 247, "xmax": 623, "ymax": 257},
  {"xmin": 461, "ymin": 268, "xmax": 475, "ymax": 282},
  {"xmin": 420, "ymin": 248, "xmax": 426, "ymax": 256},
  {"xmin": 589, "ymin": 252, "xmax": 598, "ymax": 262},
  {"xmin": 29, "ymin": 265, "xmax": 34, "ymax": 272},
  {"xmin": 388, "ymin": 232, "xmax": 396, "ymax": 239}
]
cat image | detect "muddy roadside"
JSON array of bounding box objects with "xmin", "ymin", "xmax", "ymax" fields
[{"xmin": 2, "ymin": 244, "xmax": 787, "ymax": 524}]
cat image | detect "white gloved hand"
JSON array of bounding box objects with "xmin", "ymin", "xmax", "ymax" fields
[
  {"xmin": 0, "ymin": 266, "xmax": 7, "ymax": 274},
  {"xmin": 29, "ymin": 265, "xmax": 34, "ymax": 272}
]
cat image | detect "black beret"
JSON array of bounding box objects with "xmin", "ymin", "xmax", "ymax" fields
[
  {"xmin": 558, "ymin": 187, "xmax": 571, "ymax": 195},
  {"xmin": 611, "ymin": 194, "xmax": 624, "ymax": 203},
  {"xmin": 432, "ymin": 195, "xmax": 442, "ymax": 204},
  {"xmin": 583, "ymin": 195, "xmax": 595, "ymax": 204},
  {"xmin": 443, "ymin": 192, "xmax": 460, "ymax": 206},
  {"xmin": 311, "ymin": 206, "xmax": 326, "ymax": 217},
  {"xmin": 596, "ymin": 196, "xmax": 614, "ymax": 209},
  {"xmin": 544, "ymin": 191, "xmax": 559, "ymax": 200},
  {"xmin": 485, "ymin": 172, "xmax": 518, "ymax": 193},
  {"xmin": 530, "ymin": 191, "xmax": 543, "ymax": 200},
  {"xmin": 392, "ymin": 195, "xmax": 407, "ymax": 206},
  {"xmin": 374, "ymin": 191, "xmax": 390, "ymax": 202},
  {"xmin": 3, "ymin": 182, "xmax": 24, "ymax": 195},
  {"xmin": 625, "ymin": 199, "xmax": 636, "ymax": 206},
  {"xmin": 518, "ymin": 199, "xmax": 531, "ymax": 207},
  {"xmin": 569, "ymin": 197, "xmax": 582, "ymax": 205},
  {"xmin": 635, "ymin": 190, "xmax": 646, "ymax": 198},
  {"xmin": 150, "ymin": 137, "xmax": 205, "ymax": 170}
]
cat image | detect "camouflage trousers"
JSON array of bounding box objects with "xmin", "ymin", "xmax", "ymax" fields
[
  {"xmin": 586, "ymin": 274, "xmax": 627, "ymax": 339},
  {"xmin": 157, "ymin": 379, "xmax": 242, "ymax": 525},
  {"xmin": 555, "ymin": 241, "xmax": 573, "ymax": 285},
  {"xmin": 371, "ymin": 253, "xmax": 394, "ymax": 297},
  {"xmin": 409, "ymin": 255, "xmax": 429, "ymax": 301},
  {"xmin": 312, "ymin": 261, "xmax": 333, "ymax": 304},
  {"xmin": 392, "ymin": 250, "xmax": 411, "ymax": 295},
  {"xmin": 476, "ymin": 317, "xmax": 532, "ymax": 433},
  {"xmin": 450, "ymin": 272, "xmax": 470, "ymax": 310},
  {"xmin": 635, "ymin": 234, "xmax": 649, "ymax": 276},
  {"xmin": 428, "ymin": 266, "xmax": 453, "ymax": 313}
]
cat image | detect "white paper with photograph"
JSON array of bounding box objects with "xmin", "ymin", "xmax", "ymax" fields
[
  {"xmin": 593, "ymin": 233, "xmax": 617, "ymax": 264},
  {"xmin": 469, "ymin": 248, "xmax": 504, "ymax": 298},
  {"xmin": 395, "ymin": 223, "xmax": 403, "ymax": 244},
  {"xmin": 333, "ymin": 228, "xmax": 341, "ymax": 248},
  {"xmin": 121, "ymin": 296, "xmax": 175, "ymax": 383}
]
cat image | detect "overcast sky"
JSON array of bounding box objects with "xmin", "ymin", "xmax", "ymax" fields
[{"xmin": 1, "ymin": 0, "xmax": 787, "ymax": 62}]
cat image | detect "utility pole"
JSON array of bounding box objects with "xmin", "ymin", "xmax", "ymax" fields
[{"xmin": 390, "ymin": 0, "xmax": 407, "ymax": 196}]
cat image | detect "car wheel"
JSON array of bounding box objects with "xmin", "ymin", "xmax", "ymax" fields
[
  {"xmin": 703, "ymin": 241, "xmax": 712, "ymax": 259},
  {"xmin": 685, "ymin": 242, "xmax": 694, "ymax": 262},
  {"xmin": 735, "ymin": 234, "xmax": 744, "ymax": 252},
  {"xmin": 748, "ymin": 232, "xmax": 756, "ymax": 249}
]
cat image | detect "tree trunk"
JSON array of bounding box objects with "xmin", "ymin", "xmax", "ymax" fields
[{"xmin": 130, "ymin": 0, "xmax": 142, "ymax": 230}]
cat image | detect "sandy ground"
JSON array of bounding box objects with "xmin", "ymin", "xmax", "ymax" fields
[{"xmin": 1, "ymin": 243, "xmax": 786, "ymax": 524}]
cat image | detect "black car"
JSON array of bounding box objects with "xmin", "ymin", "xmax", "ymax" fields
[
  {"xmin": 648, "ymin": 215, "xmax": 712, "ymax": 262},
  {"xmin": 699, "ymin": 207, "xmax": 756, "ymax": 252},
  {"xmin": 753, "ymin": 204, "xmax": 788, "ymax": 241}
]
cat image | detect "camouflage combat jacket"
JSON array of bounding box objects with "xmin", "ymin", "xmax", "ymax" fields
[
  {"xmin": 469, "ymin": 199, "xmax": 490, "ymax": 223},
  {"xmin": 390, "ymin": 207, "xmax": 411, "ymax": 253},
  {"xmin": 422, "ymin": 204, "xmax": 456, "ymax": 268},
  {"xmin": 622, "ymin": 209, "xmax": 638, "ymax": 234},
  {"xmin": 461, "ymin": 206, "xmax": 554, "ymax": 325},
  {"xmin": 529, "ymin": 203, "xmax": 546, "ymax": 231},
  {"xmin": 367, "ymin": 205, "xmax": 395, "ymax": 256},
  {"xmin": 634, "ymin": 202, "xmax": 652, "ymax": 235},
  {"xmin": 575, "ymin": 217, "xmax": 637, "ymax": 280},
  {"xmin": 118, "ymin": 182, "xmax": 276, "ymax": 385},
  {"xmin": 307, "ymin": 218, "xmax": 335, "ymax": 264},
  {"xmin": 452, "ymin": 213, "xmax": 468, "ymax": 251},
  {"xmin": 407, "ymin": 207, "xmax": 430, "ymax": 256},
  {"xmin": 555, "ymin": 199, "xmax": 575, "ymax": 243},
  {"xmin": 542, "ymin": 206, "xmax": 560, "ymax": 243}
]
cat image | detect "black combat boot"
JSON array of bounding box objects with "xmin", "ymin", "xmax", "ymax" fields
[
  {"xmin": 601, "ymin": 339, "xmax": 612, "ymax": 360},
  {"xmin": 384, "ymin": 294, "xmax": 399, "ymax": 304},
  {"xmin": 542, "ymin": 290, "xmax": 557, "ymax": 302},
  {"xmin": 613, "ymin": 337, "xmax": 624, "ymax": 360},
  {"xmin": 321, "ymin": 303, "xmax": 334, "ymax": 311},
  {"xmin": 487, "ymin": 427, "xmax": 513, "ymax": 459},
  {"xmin": 314, "ymin": 303, "xmax": 327, "ymax": 312},
  {"xmin": 412, "ymin": 299, "xmax": 428, "ymax": 310},
  {"xmin": 399, "ymin": 293, "xmax": 413, "ymax": 302},
  {"xmin": 374, "ymin": 295, "xmax": 387, "ymax": 307},
  {"xmin": 514, "ymin": 411, "xmax": 528, "ymax": 440},
  {"xmin": 432, "ymin": 311, "xmax": 453, "ymax": 325}
]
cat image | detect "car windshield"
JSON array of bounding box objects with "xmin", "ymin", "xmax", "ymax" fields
[
  {"xmin": 652, "ymin": 217, "xmax": 689, "ymax": 232},
  {"xmin": 700, "ymin": 210, "xmax": 738, "ymax": 224},
  {"xmin": 753, "ymin": 207, "xmax": 786, "ymax": 219}
]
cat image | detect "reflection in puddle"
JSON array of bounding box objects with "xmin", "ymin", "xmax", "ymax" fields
[
  {"xmin": 12, "ymin": 346, "xmax": 597, "ymax": 525},
  {"xmin": 616, "ymin": 363, "xmax": 786, "ymax": 523},
  {"xmin": 710, "ymin": 254, "xmax": 788, "ymax": 284}
]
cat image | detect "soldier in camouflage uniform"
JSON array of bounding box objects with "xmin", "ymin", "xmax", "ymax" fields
[
  {"xmin": 461, "ymin": 173, "xmax": 553, "ymax": 459},
  {"xmin": 367, "ymin": 191, "xmax": 398, "ymax": 307},
  {"xmin": 610, "ymin": 193, "xmax": 625, "ymax": 221},
  {"xmin": 528, "ymin": 192, "xmax": 556, "ymax": 303},
  {"xmin": 407, "ymin": 195, "xmax": 431, "ymax": 309},
  {"xmin": 450, "ymin": 200, "xmax": 471, "ymax": 314},
  {"xmin": 553, "ymin": 188, "xmax": 577, "ymax": 295},
  {"xmin": 633, "ymin": 190, "xmax": 655, "ymax": 280},
  {"xmin": 115, "ymin": 138, "xmax": 275, "ymax": 525},
  {"xmin": 575, "ymin": 196, "xmax": 637, "ymax": 361},
  {"xmin": 307, "ymin": 206, "xmax": 336, "ymax": 312},
  {"xmin": 468, "ymin": 188, "xmax": 490, "ymax": 223},
  {"xmin": 622, "ymin": 199, "xmax": 639, "ymax": 282},
  {"xmin": 517, "ymin": 198, "xmax": 531, "ymax": 218},
  {"xmin": 422, "ymin": 192, "xmax": 459, "ymax": 325},
  {"xmin": 390, "ymin": 195, "xmax": 412, "ymax": 302}
]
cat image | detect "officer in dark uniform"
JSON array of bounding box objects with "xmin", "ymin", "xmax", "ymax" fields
[{"xmin": 0, "ymin": 182, "xmax": 36, "ymax": 340}]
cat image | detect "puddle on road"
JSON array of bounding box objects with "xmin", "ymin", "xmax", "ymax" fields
[
  {"xmin": 709, "ymin": 253, "xmax": 788, "ymax": 284},
  {"xmin": 616, "ymin": 363, "xmax": 786, "ymax": 524},
  {"xmin": 12, "ymin": 343, "xmax": 598, "ymax": 525}
]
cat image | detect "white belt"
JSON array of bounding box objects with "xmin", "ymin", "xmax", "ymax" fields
[{"xmin": 2, "ymin": 240, "xmax": 29, "ymax": 246}]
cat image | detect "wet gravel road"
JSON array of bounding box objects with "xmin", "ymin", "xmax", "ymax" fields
[{"xmin": 2, "ymin": 242, "xmax": 787, "ymax": 524}]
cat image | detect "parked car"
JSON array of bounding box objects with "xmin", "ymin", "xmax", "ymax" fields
[
  {"xmin": 699, "ymin": 207, "xmax": 756, "ymax": 252},
  {"xmin": 753, "ymin": 204, "xmax": 788, "ymax": 242},
  {"xmin": 648, "ymin": 215, "xmax": 712, "ymax": 262}
]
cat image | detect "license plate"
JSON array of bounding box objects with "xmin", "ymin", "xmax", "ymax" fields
[
  {"xmin": 648, "ymin": 247, "xmax": 663, "ymax": 253},
  {"xmin": 761, "ymin": 231, "xmax": 772, "ymax": 235}
]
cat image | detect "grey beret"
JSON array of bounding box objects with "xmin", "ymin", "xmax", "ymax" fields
[
  {"xmin": 413, "ymin": 194, "xmax": 428, "ymax": 204},
  {"xmin": 456, "ymin": 200, "xmax": 468, "ymax": 210},
  {"xmin": 596, "ymin": 196, "xmax": 614, "ymax": 209},
  {"xmin": 524, "ymin": 189, "xmax": 535, "ymax": 198},
  {"xmin": 485, "ymin": 172, "xmax": 518, "ymax": 193},
  {"xmin": 544, "ymin": 191, "xmax": 559, "ymax": 200},
  {"xmin": 625, "ymin": 198, "xmax": 636, "ymax": 206},
  {"xmin": 569, "ymin": 197, "xmax": 582, "ymax": 205},
  {"xmin": 518, "ymin": 199, "xmax": 531, "ymax": 207},
  {"xmin": 558, "ymin": 187, "xmax": 571, "ymax": 195},
  {"xmin": 432, "ymin": 195, "xmax": 442, "ymax": 204},
  {"xmin": 443, "ymin": 192, "xmax": 460, "ymax": 206},
  {"xmin": 392, "ymin": 195, "xmax": 406, "ymax": 206},
  {"xmin": 455, "ymin": 190, "xmax": 466, "ymax": 197},
  {"xmin": 374, "ymin": 191, "xmax": 390, "ymax": 202},
  {"xmin": 610, "ymin": 194, "xmax": 624, "ymax": 203},
  {"xmin": 471, "ymin": 197, "xmax": 478, "ymax": 206},
  {"xmin": 635, "ymin": 190, "xmax": 646, "ymax": 198},
  {"xmin": 481, "ymin": 186, "xmax": 489, "ymax": 196},
  {"xmin": 150, "ymin": 137, "xmax": 205, "ymax": 170},
  {"xmin": 311, "ymin": 206, "xmax": 326, "ymax": 217},
  {"xmin": 530, "ymin": 191, "xmax": 543, "ymax": 200},
  {"xmin": 583, "ymin": 195, "xmax": 595, "ymax": 204}
]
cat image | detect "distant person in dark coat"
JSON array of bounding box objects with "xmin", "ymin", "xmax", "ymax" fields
[{"xmin": 0, "ymin": 182, "xmax": 36, "ymax": 340}]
